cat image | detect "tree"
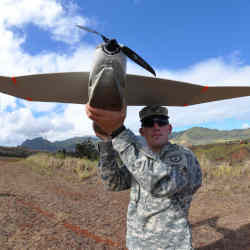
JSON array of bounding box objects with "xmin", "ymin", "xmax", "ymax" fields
[{"xmin": 75, "ymin": 139, "xmax": 99, "ymax": 160}]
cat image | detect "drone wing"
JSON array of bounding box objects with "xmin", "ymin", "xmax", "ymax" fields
[
  {"xmin": 1, "ymin": 72, "xmax": 250, "ymax": 106},
  {"xmin": 125, "ymin": 74, "xmax": 250, "ymax": 106},
  {"xmin": 0, "ymin": 72, "xmax": 89, "ymax": 104}
]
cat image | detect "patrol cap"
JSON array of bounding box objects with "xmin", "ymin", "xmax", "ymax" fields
[{"xmin": 139, "ymin": 105, "xmax": 169, "ymax": 121}]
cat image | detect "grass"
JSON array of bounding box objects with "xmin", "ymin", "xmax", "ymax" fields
[
  {"xmin": 0, "ymin": 156, "xmax": 24, "ymax": 162},
  {"xmin": 191, "ymin": 143, "xmax": 250, "ymax": 189},
  {"xmin": 192, "ymin": 143, "xmax": 250, "ymax": 162},
  {"xmin": 21, "ymin": 152, "xmax": 98, "ymax": 182},
  {"xmin": 195, "ymin": 152, "xmax": 250, "ymax": 196},
  {"xmin": 17, "ymin": 144, "xmax": 250, "ymax": 194}
]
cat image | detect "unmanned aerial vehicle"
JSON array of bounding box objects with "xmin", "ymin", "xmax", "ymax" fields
[{"xmin": 1, "ymin": 26, "xmax": 250, "ymax": 133}]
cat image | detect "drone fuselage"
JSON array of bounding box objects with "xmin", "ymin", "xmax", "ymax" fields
[{"xmin": 88, "ymin": 43, "xmax": 127, "ymax": 110}]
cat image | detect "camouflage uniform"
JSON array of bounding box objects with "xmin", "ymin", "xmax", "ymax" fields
[{"xmin": 97, "ymin": 106, "xmax": 202, "ymax": 250}]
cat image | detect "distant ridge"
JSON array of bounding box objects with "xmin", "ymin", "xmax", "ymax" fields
[
  {"xmin": 169, "ymin": 127, "xmax": 250, "ymax": 146},
  {"xmin": 13, "ymin": 126, "xmax": 250, "ymax": 152},
  {"xmin": 21, "ymin": 136, "xmax": 99, "ymax": 152},
  {"xmin": 21, "ymin": 137, "xmax": 57, "ymax": 152}
]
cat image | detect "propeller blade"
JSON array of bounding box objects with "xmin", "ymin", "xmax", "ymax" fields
[
  {"xmin": 76, "ymin": 25, "xmax": 155, "ymax": 76},
  {"xmin": 121, "ymin": 46, "xmax": 156, "ymax": 76},
  {"xmin": 0, "ymin": 72, "xmax": 89, "ymax": 104},
  {"xmin": 125, "ymin": 74, "xmax": 250, "ymax": 106},
  {"xmin": 76, "ymin": 25, "xmax": 109, "ymax": 42}
]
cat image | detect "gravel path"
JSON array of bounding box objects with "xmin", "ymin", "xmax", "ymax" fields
[{"xmin": 0, "ymin": 158, "xmax": 250, "ymax": 249}]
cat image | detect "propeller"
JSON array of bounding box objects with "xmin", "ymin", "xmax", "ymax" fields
[{"xmin": 77, "ymin": 25, "xmax": 156, "ymax": 76}]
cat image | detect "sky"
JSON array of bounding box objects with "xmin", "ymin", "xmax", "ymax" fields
[{"xmin": 1, "ymin": 0, "xmax": 250, "ymax": 146}]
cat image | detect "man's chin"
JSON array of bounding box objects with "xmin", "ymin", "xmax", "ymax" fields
[
  {"xmin": 151, "ymin": 140, "xmax": 165, "ymax": 148},
  {"xmin": 152, "ymin": 135, "xmax": 162, "ymax": 141},
  {"xmin": 151, "ymin": 137, "xmax": 168, "ymax": 145}
]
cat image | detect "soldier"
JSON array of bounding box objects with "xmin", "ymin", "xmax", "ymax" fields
[{"xmin": 86, "ymin": 104, "xmax": 202, "ymax": 250}]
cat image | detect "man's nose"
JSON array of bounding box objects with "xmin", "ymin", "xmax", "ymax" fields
[{"xmin": 153, "ymin": 122, "xmax": 160, "ymax": 129}]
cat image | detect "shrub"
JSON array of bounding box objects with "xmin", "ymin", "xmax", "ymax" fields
[{"xmin": 75, "ymin": 140, "xmax": 99, "ymax": 160}]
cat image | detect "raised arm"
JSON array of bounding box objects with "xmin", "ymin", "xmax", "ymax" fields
[{"xmin": 97, "ymin": 140, "xmax": 131, "ymax": 191}]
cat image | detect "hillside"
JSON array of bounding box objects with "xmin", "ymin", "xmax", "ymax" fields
[
  {"xmin": 170, "ymin": 127, "xmax": 250, "ymax": 146},
  {"xmin": 21, "ymin": 136, "xmax": 99, "ymax": 152},
  {"xmin": 1, "ymin": 127, "xmax": 250, "ymax": 155},
  {"xmin": 21, "ymin": 137, "xmax": 57, "ymax": 152}
]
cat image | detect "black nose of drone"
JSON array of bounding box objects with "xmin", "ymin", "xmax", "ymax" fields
[
  {"xmin": 77, "ymin": 25, "xmax": 156, "ymax": 76},
  {"xmin": 103, "ymin": 39, "xmax": 120, "ymax": 54}
]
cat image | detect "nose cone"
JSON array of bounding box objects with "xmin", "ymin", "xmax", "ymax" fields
[
  {"xmin": 103, "ymin": 39, "xmax": 120, "ymax": 54},
  {"xmin": 89, "ymin": 67, "xmax": 125, "ymax": 111},
  {"xmin": 88, "ymin": 46, "xmax": 127, "ymax": 111}
]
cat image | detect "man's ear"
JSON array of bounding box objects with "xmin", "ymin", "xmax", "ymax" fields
[
  {"xmin": 168, "ymin": 124, "xmax": 172, "ymax": 134},
  {"xmin": 139, "ymin": 127, "xmax": 144, "ymax": 136}
]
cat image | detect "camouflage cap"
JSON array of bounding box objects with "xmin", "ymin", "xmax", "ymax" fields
[{"xmin": 139, "ymin": 105, "xmax": 169, "ymax": 121}]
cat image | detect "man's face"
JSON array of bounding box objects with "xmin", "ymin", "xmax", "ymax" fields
[{"xmin": 139, "ymin": 116, "xmax": 172, "ymax": 153}]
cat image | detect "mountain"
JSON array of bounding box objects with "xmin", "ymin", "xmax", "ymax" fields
[
  {"xmin": 52, "ymin": 136, "xmax": 99, "ymax": 152},
  {"xmin": 21, "ymin": 136, "xmax": 99, "ymax": 152},
  {"xmin": 169, "ymin": 127, "xmax": 250, "ymax": 146},
  {"xmin": 21, "ymin": 137, "xmax": 57, "ymax": 152},
  {"xmin": 19, "ymin": 127, "xmax": 250, "ymax": 152}
]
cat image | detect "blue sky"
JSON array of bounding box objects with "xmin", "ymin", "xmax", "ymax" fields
[{"xmin": 0, "ymin": 0, "xmax": 250, "ymax": 146}]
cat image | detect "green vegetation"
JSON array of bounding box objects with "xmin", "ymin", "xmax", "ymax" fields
[
  {"xmin": 75, "ymin": 139, "xmax": 99, "ymax": 160},
  {"xmin": 21, "ymin": 136, "xmax": 99, "ymax": 152},
  {"xmin": 3, "ymin": 133, "xmax": 249, "ymax": 196},
  {"xmin": 191, "ymin": 142, "xmax": 250, "ymax": 162},
  {"xmin": 18, "ymin": 127, "xmax": 250, "ymax": 152},
  {"xmin": 0, "ymin": 146, "xmax": 34, "ymax": 158},
  {"xmin": 171, "ymin": 127, "xmax": 250, "ymax": 145},
  {"xmin": 20, "ymin": 140, "xmax": 249, "ymax": 191},
  {"xmin": 199, "ymin": 159, "xmax": 250, "ymax": 196},
  {"xmin": 0, "ymin": 156, "xmax": 23, "ymax": 162},
  {"xmin": 191, "ymin": 143, "xmax": 250, "ymax": 196}
]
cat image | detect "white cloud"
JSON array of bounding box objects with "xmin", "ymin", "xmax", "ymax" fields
[
  {"xmin": 2, "ymin": 47, "xmax": 250, "ymax": 146},
  {"xmin": 0, "ymin": 94, "xmax": 16, "ymax": 112},
  {"xmin": 125, "ymin": 56, "xmax": 250, "ymax": 131},
  {"xmin": 155, "ymin": 56, "xmax": 250, "ymax": 129},
  {"xmin": 242, "ymin": 123, "xmax": 250, "ymax": 129},
  {"xmin": 158, "ymin": 56, "xmax": 250, "ymax": 86},
  {"xmin": 0, "ymin": 0, "xmax": 96, "ymax": 146},
  {"xmin": 0, "ymin": 0, "xmax": 95, "ymax": 78},
  {"xmin": 0, "ymin": 0, "xmax": 88, "ymax": 44},
  {"xmin": 0, "ymin": 0, "xmax": 250, "ymax": 146}
]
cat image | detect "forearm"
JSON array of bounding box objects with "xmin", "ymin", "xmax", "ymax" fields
[{"xmin": 97, "ymin": 140, "xmax": 131, "ymax": 191}]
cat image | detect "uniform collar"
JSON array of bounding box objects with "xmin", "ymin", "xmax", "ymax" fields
[
  {"xmin": 139, "ymin": 140, "xmax": 174, "ymax": 159},
  {"xmin": 160, "ymin": 141, "xmax": 173, "ymax": 153},
  {"xmin": 159, "ymin": 141, "xmax": 181, "ymax": 158}
]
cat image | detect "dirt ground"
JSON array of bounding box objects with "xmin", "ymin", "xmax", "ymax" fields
[{"xmin": 0, "ymin": 157, "xmax": 250, "ymax": 250}]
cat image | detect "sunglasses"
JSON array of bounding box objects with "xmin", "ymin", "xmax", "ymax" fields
[{"xmin": 142, "ymin": 118, "xmax": 169, "ymax": 128}]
